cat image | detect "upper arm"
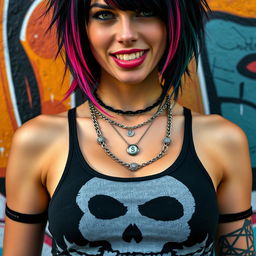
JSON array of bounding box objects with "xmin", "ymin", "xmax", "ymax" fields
[
  {"xmin": 214, "ymin": 117, "xmax": 255, "ymax": 255},
  {"xmin": 4, "ymin": 117, "xmax": 51, "ymax": 256}
]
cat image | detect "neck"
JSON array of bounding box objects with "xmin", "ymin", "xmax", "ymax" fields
[{"xmin": 96, "ymin": 69, "xmax": 163, "ymax": 112}]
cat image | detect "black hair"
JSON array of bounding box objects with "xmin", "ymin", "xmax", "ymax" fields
[{"xmin": 46, "ymin": 0, "xmax": 210, "ymax": 106}]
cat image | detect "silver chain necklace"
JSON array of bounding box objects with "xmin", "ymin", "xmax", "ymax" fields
[
  {"xmin": 92, "ymin": 95, "xmax": 171, "ymax": 137},
  {"xmin": 89, "ymin": 100, "xmax": 173, "ymax": 172},
  {"xmin": 109, "ymin": 101, "xmax": 163, "ymax": 156},
  {"xmin": 110, "ymin": 120, "xmax": 155, "ymax": 156}
]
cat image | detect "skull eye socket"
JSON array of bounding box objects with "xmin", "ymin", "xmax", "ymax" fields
[
  {"xmin": 138, "ymin": 196, "xmax": 184, "ymax": 221},
  {"xmin": 88, "ymin": 195, "xmax": 127, "ymax": 219}
]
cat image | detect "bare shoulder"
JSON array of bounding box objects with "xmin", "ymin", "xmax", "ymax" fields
[
  {"xmin": 13, "ymin": 112, "xmax": 68, "ymax": 150},
  {"xmin": 6, "ymin": 111, "xmax": 70, "ymax": 212},
  {"xmin": 173, "ymin": 103, "xmax": 248, "ymax": 155},
  {"xmin": 8, "ymin": 112, "xmax": 69, "ymax": 181},
  {"xmin": 191, "ymin": 111, "xmax": 250, "ymax": 179},
  {"xmin": 191, "ymin": 112, "xmax": 248, "ymax": 150}
]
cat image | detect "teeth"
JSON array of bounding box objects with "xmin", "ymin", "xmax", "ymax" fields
[
  {"xmin": 115, "ymin": 51, "xmax": 145, "ymax": 61},
  {"xmin": 130, "ymin": 53, "xmax": 136, "ymax": 60},
  {"xmin": 124, "ymin": 54, "xmax": 129, "ymax": 60}
]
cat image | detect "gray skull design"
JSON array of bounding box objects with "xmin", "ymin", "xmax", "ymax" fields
[{"xmin": 76, "ymin": 176, "xmax": 196, "ymax": 253}]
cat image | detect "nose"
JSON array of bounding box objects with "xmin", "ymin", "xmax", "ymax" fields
[{"xmin": 116, "ymin": 15, "xmax": 138, "ymax": 45}]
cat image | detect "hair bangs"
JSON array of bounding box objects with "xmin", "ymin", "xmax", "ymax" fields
[
  {"xmin": 46, "ymin": 0, "xmax": 210, "ymax": 107},
  {"xmin": 104, "ymin": 0, "xmax": 164, "ymax": 16}
]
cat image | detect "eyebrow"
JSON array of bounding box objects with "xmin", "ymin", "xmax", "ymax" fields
[{"xmin": 89, "ymin": 3, "xmax": 114, "ymax": 10}]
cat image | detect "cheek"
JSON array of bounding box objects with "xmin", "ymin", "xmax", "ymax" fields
[
  {"xmin": 87, "ymin": 24, "xmax": 111, "ymax": 55},
  {"xmin": 142, "ymin": 23, "xmax": 167, "ymax": 52}
]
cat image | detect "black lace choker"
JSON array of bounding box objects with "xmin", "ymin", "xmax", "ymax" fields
[{"xmin": 93, "ymin": 91, "xmax": 165, "ymax": 115}]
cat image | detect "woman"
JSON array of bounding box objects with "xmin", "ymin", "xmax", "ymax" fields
[{"xmin": 3, "ymin": 0, "xmax": 255, "ymax": 255}]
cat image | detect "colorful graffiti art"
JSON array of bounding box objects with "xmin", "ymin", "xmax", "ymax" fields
[
  {"xmin": 201, "ymin": 12, "xmax": 256, "ymax": 188},
  {"xmin": 0, "ymin": 0, "xmax": 72, "ymax": 254},
  {"xmin": 199, "ymin": 0, "xmax": 256, "ymax": 244},
  {"xmin": 0, "ymin": 0, "xmax": 255, "ymax": 255}
]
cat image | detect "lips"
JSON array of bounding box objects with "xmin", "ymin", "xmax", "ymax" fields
[
  {"xmin": 115, "ymin": 51, "xmax": 145, "ymax": 61},
  {"xmin": 110, "ymin": 49, "xmax": 149, "ymax": 69},
  {"xmin": 111, "ymin": 48, "xmax": 148, "ymax": 55}
]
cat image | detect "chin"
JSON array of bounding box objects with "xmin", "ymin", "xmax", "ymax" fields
[
  {"xmin": 114, "ymin": 72, "xmax": 149, "ymax": 85},
  {"xmin": 118, "ymin": 79, "xmax": 146, "ymax": 85}
]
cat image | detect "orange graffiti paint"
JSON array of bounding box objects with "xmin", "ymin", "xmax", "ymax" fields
[{"xmin": 207, "ymin": 0, "xmax": 256, "ymax": 18}]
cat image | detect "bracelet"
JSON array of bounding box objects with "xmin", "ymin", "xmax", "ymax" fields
[
  {"xmin": 219, "ymin": 207, "xmax": 253, "ymax": 223},
  {"xmin": 5, "ymin": 204, "xmax": 48, "ymax": 224}
]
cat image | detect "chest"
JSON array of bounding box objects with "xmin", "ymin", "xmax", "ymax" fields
[
  {"xmin": 46, "ymin": 115, "xmax": 221, "ymax": 198},
  {"xmin": 47, "ymin": 107, "xmax": 220, "ymax": 255}
]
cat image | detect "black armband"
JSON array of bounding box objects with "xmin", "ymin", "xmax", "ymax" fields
[
  {"xmin": 5, "ymin": 205, "xmax": 48, "ymax": 224},
  {"xmin": 219, "ymin": 207, "xmax": 253, "ymax": 223}
]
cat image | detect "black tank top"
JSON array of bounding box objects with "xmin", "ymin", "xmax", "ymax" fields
[{"xmin": 48, "ymin": 107, "xmax": 219, "ymax": 256}]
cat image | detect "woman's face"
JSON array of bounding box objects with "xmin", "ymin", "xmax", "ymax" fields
[{"xmin": 87, "ymin": 0, "xmax": 167, "ymax": 85}]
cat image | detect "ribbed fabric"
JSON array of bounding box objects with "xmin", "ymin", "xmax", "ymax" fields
[{"xmin": 48, "ymin": 106, "xmax": 219, "ymax": 256}]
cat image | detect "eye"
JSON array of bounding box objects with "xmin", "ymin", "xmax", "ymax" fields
[
  {"xmin": 92, "ymin": 10, "xmax": 115, "ymax": 20},
  {"xmin": 137, "ymin": 10, "xmax": 155, "ymax": 17},
  {"xmin": 88, "ymin": 195, "xmax": 127, "ymax": 219}
]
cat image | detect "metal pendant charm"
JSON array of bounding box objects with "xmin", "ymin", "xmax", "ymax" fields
[
  {"xmin": 127, "ymin": 129, "xmax": 135, "ymax": 137},
  {"xmin": 129, "ymin": 163, "xmax": 139, "ymax": 171},
  {"xmin": 97, "ymin": 136, "xmax": 106, "ymax": 145},
  {"xmin": 127, "ymin": 144, "xmax": 140, "ymax": 156},
  {"xmin": 163, "ymin": 137, "xmax": 172, "ymax": 146}
]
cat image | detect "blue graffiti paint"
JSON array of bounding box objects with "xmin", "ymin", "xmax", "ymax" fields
[{"xmin": 201, "ymin": 12, "xmax": 256, "ymax": 189}]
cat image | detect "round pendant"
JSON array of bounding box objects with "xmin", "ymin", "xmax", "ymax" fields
[
  {"xmin": 127, "ymin": 129, "xmax": 135, "ymax": 137},
  {"xmin": 163, "ymin": 137, "xmax": 172, "ymax": 146},
  {"xmin": 129, "ymin": 163, "xmax": 139, "ymax": 171},
  {"xmin": 97, "ymin": 136, "xmax": 106, "ymax": 145},
  {"xmin": 127, "ymin": 144, "xmax": 140, "ymax": 156}
]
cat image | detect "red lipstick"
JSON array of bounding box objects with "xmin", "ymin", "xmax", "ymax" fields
[{"xmin": 111, "ymin": 49, "xmax": 149, "ymax": 69}]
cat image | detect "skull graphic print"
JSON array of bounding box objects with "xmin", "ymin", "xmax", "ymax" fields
[{"xmin": 75, "ymin": 176, "xmax": 203, "ymax": 254}]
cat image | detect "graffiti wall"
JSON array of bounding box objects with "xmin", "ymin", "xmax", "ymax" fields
[
  {"xmin": 201, "ymin": 1, "xmax": 256, "ymax": 187},
  {"xmin": 0, "ymin": 0, "xmax": 255, "ymax": 254},
  {"xmin": 199, "ymin": 0, "xmax": 256, "ymax": 239},
  {"xmin": 0, "ymin": 0, "xmax": 72, "ymax": 254}
]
